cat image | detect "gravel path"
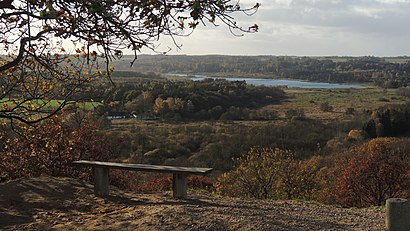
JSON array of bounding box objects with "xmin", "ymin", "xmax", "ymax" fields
[{"xmin": 0, "ymin": 177, "xmax": 385, "ymax": 230}]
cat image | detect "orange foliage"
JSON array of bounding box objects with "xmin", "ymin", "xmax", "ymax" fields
[
  {"xmin": 336, "ymin": 138, "xmax": 410, "ymax": 207},
  {"xmin": 109, "ymin": 170, "xmax": 140, "ymax": 191},
  {"xmin": 0, "ymin": 112, "xmax": 115, "ymax": 181},
  {"xmin": 138, "ymin": 174, "xmax": 213, "ymax": 193}
]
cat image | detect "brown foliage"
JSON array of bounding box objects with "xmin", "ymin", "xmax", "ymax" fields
[
  {"xmin": 214, "ymin": 148, "xmax": 320, "ymax": 200},
  {"xmin": 109, "ymin": 170, "xmax": 140, "ymax": 191},
  {"xmin": 138, "ymin": 174, "xmax": 213, "ymax": 193},
  {"xmin": 138, "ymin": 174, "xmax": 173, "ymax": 192},
  {"xmin": 336, "ymin": 138, "xmax": 410, "ymax": 207},
  {"xmin": 282, "ymin": 157, "xmax": 321, "ymax": 200},
  {"xmin": 0, "ymin": 111, "xmax": 115, "ymax": 181}
]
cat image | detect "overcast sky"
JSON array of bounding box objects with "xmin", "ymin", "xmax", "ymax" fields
[{"xmin": 148, "ymin": 0, "xmax": 410, "ymax": 56}]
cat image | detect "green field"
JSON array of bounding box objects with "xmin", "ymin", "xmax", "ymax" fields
[{"xmin": 0, "ymin": 99, "xmax": 101, "ymax": 111}]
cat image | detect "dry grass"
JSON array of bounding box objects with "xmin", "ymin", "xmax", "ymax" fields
[{"xmin": 271, "ymin": 88, "xmax": 408, "ymax": 121}]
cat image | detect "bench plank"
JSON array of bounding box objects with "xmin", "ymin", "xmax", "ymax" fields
[{"xmin": 73, "ymin": 160, "xmax": 212, "ymax": 175}]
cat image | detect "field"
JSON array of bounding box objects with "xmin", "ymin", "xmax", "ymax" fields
[
  {"xmin": 299, "ymin": 56, "xmax": 410, "ymax": 64},
  {"xmin": 271, "ymin": 87, "xmax": 407, "ymax": 121},
  {"xmin": 0, "ymin": 99, "xmax": 101, "ymax": 111}
]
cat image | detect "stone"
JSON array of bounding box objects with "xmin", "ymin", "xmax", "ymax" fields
[{"xmin": 386, "ymin": 198, "xmax": 410, "ymax": 231}]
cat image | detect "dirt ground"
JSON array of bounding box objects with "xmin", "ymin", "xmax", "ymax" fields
[{"xmin": 0, "ymin": 177, "xmax": 385, "ymax": 230}]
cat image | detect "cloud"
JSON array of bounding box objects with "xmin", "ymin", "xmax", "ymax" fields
[
  {"xmin": 254, "ymin": 0, "xmax": 410, "ymax": 35},
  {"xmin": 141, "ymin": 0, "xmax": 410, "ymax": 56}
]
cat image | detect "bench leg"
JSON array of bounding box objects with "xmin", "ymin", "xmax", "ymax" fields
[
  {"xmin": 172, "ymin": 173, "xmax": 187, "ymax": 199},
  {"xmin": 93, "ymin": 167, "xmax": 109, "ymax": 197}
]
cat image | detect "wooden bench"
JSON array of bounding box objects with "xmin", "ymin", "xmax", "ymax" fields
[{"xmin": 72, "ymin": 160, "xmax": 213, "ymax": 199}]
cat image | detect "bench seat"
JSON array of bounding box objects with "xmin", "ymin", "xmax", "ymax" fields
[{"xmin": 73, "ymin": 160, "xmax": 213, "ymax": 199}]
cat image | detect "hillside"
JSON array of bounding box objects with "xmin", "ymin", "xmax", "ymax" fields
[{"xmin": 0, "ymin": 177, "xmax": 384, "ymax": 230}]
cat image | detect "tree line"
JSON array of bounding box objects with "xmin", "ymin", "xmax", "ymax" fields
[{"xmin": 113, "ymin": 55, "xmax": 410, "ymax": 88}]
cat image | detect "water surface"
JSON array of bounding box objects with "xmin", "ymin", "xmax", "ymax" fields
[{"xmin": 181, "ymin": 75, "xmax": 366, "ymax": 89}]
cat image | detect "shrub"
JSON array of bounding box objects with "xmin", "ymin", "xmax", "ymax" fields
[
  {"xmin": 138, "ymin": 174, "xmax": 173, "ymax": 192},
  {"xmin": 320, "ymin": 102, "xmax": 333, "ymax": 112},
  {"xmin": 0, "ymin": 112, "xmax": 115, "ymax": 181},
  {"xmin": 285, "ymin": 108, "xmax": 305, "ymax": 120},
  {"xmin": 346, "ymin": 129, "xmax": 368, "ymax": 141},
  {"xmin": 109, "ymin": 170, "xmax": 140, "ymax": 191},
  {"xmin": 396, "ymin": 87, "xmax": 410, "ymax": 98},
  {"xmin": 214, "ymin": 148, "xmax": 320, "ymax": 200},
  {"xmin": 345, "ymin": 107, "xmax": 355, "ymax": 115},
  {"xmin": 281, "ymin": 158, "xmax": 321, "ymax": 200},
  {"xmin": 138, "ymin": 174, "xmax": 213, "ymax": 193},
  {"xmin": 336, "ymin": 138, "xmax": 410, "ymax": 207},
  {"xmin": 188, "ymin": 175, "xmax": 214, "ymax": 191}
]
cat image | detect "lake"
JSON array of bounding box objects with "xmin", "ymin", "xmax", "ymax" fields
[{"xmin": 183, "ymin": 75, "xmax": 367, "ymax": 89}]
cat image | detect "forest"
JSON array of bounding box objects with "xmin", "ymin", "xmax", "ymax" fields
[{"xmin": 99, "ymin": 78, "xmax": 286, "ymax": 121}]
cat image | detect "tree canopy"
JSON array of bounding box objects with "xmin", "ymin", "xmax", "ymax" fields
[{"xmin": 0, "ymin": 0, "xmax": 259, "ymax": 124}]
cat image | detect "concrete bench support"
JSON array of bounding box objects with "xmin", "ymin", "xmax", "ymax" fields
[
  {"xmin": 93, "ymin": 167, "xmax": 109, "ymax": 196},
  {"xmin": 172, "ymin": 173, "xmax": 187, "ymax": 199},
  {"xmin": 386, "ymin": 198, "xmax": 410, "ymax": 231}
]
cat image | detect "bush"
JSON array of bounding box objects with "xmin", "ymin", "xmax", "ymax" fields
[
  {"xmin": 138, "ymin": 174, "xmax": 173, "ymax": 192},
  {"xmin": 336, "ymin": 138, "xmax": 410, "ymax": 207},
  {"xmin": 0, "ymin": 112, "xmax": 115, "ymax": 181},
  {"xmin": 214, "ymin": 148, "xmax": 320, "ymax": 200},
  {"xmin": 396, "ymin": 87, "xmax": 410, "ymax": 98},
  {"xmin": 346, "ymin": 129, "xmax": 368, "ymax": 141},
  {"xmin": 320, "ymin": 102, "xmax": 333, "ymax": 112},
  {"xmin": 345, "ymin": 107, "xmax": 355, "ymax": 115},
  {"xmin": 285, "ymin": 109, "xmax": 305, "ymax": 120},
  {"xmin": 137, "ymin": 174, "xmax": 214, "ymax": 193}
]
